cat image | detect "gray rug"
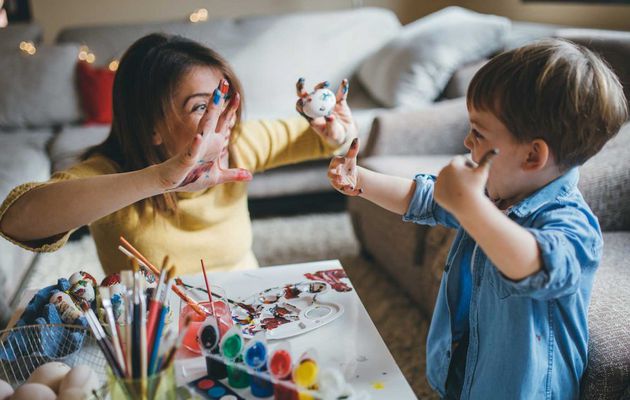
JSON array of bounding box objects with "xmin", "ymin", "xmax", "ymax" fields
[{"xmin": 25, "ymin": 212, "xmax": 437, "ymax": 399}]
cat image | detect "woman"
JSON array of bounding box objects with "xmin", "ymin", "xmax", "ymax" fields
[{"xmin": 0, "ymin": 33, "xmax": 356, "ymax": 275}]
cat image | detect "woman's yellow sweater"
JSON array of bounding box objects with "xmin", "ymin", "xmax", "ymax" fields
[{"xmin": 0, "ymin": 117, "xmax": 338, "ymax": 275}]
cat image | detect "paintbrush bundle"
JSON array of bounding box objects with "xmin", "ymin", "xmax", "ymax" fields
[{"xmin": 79, "ymin": 256, "xmax": 186, "ymax": 399}]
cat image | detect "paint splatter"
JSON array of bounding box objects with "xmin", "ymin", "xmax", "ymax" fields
[
  {"xmin": 372, "ymin": 381, "xmax": 385, "ymax": 390},
  {"xmin": 305, "ymin": 269, "xmax": 352, "ymax": 292}
]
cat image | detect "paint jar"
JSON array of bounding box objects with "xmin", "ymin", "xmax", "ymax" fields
[
  {"xmin": 293, "ymin": 349, "xmax": 319, "ymax": 400},
  {"xmin": 269, "ymin": 342, "xmax": 298, "ymax": 400},
  {"xmin": 244, "ymin": 333, "xmax": 274, "ymax": 398},
  {"xmin": 220, "ymin": 325, "xmax": 250, "ymax": 388},
  {"xmin": 179, "ymin": 285, "xmax": 232, "ymax": 354},
  {"xmin": 107, "ymin": 362, "xmax": 175, "ymax": 400},
  {"xmin": 198, "ymin": 316, "xmax": 227, "ymax": 380}
]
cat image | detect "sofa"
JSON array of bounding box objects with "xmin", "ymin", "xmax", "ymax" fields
[
  {"xmin": 0, "ymin": 6, "xmax": 628, "ymax": 397},
  {"xmin": 349, "ymin": 28, "xmax": 630, "ymax": 399}
]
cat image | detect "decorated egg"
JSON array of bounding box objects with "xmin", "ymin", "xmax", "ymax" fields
[
  {"xmin": 68, "ymin": 280, "xmax": 95, "ymax": 305},
  {"xmin": 58, "ymin": 365, "xmax": 99, "ymax": 397},
  {"xmin": 49, "ymin": 292, "xmax": 82, "ymax": 323},
  {"xmin": 302, "ymin": 88, "xmax": 336, "ymax": 119},
  {"xmin": 10, "ymin": 383, "xmax": 56, "ymax": 400},
  {"xmin": 100, "ymin": 273, "xmax": 120, "ymax": 288},
  {"xmin": 141, "ymin": 269, "xmax": 157, "ymax": 289},
  {"xmin": 68, "ymin": 271, "xmax": 97, "ymax": 287},
  {"xmin": 0, "ymin": 379, "xmax": 14, "ymax": 400},
  {"xmin": 26, "ymin": 361, "xmax": 71, "ymax": 394}
]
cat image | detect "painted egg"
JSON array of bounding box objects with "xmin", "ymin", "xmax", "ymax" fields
[
  {"xmin": 141, "ymin": 269, "xmax": 157, "ymax": 289},
  {"xmin": 0, "ymin": 379, "xmax": 13, "ymax": 400},
  {"xmin": 49, "ymin": 292, "xmax": 82, "ymax": 323},
  {"xmin": 10, "ymin": 383, "xmax": 56, "ymax": 400},
  {"xmin": 68, "ymin": 271, "xmax": 97, "ymax": 287},
  {"xmin": 68, "ymin": 280, "xmax": 95, "ymax": 305},
  {"xmin": 26, "ymin": 361, "xmax": 71, "ymax": 394},
  {"xmin": 302, "ymin": 88, "xmax": 336, "ymax": 119},
  {"xmin": 58, "ymin": 365, "xmax": 100, "ymax": 397},
  {"xmin": 100, "ymin": 273, "xmax": 120, "ymax": 287}
]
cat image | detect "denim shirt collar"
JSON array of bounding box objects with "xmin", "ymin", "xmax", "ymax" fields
[{"xmin": 507, "ymin": 167, "xmax": 580, "ymax": 218}]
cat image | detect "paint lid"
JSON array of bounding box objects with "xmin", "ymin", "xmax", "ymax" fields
[
  {"xmin": 198, "ymin": 317, "xmax": 220, "ymax": 354},
  {"xmin": 293, "ymin": 360, "xmax": 318, "ymax": 388},
  {"xmin": 219, "ymin": 325, "xmax": 243, "ymax": 360},
  {"xmin": 268, "ymin": 342, "xmax": 293, "ymax": 379},
  {"xmin": 244, "ymin": 333, "xmax": 267, "ymax": 369}
]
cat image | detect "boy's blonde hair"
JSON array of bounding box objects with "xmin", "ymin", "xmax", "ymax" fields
[{"xmin": 467, "ymin": 39, "xmax": 628, "ymax": 169}]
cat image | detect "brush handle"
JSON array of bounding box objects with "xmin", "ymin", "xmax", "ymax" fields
[
  {"xmin": 119, "ymin": 239, "xmax": 206, "ymax": 316},
  {"xmin": 148, "ymin": 305, "xmax": 169, "ymax": 375},
  {"xmin": 146, "ymin": 299, "xmax": 161, "ymax": 353},
  {"xmin": 132, "ymin": 302, "xmax": 141, "ymax": 379}
]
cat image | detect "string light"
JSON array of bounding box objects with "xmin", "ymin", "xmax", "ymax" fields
[
  {"xmin": 78, "ymin": 45, "xmax": 96, "ymax": 64},
  {"xmin": 189, "ymin": 8, "xmax": 208, "ymax": 23},
  {"xmin": 19, "ymin": 41, "xmax": 36, "ymax": 55},
  {"xmin": 108, "ymin": 59, "xmax": 119, "ymax": 71}
]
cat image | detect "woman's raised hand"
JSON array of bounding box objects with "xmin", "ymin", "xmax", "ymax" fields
[
  {"xmin": 296, "ymin": 78, "xmax": 358, "ymax": 147},
  {"xmin": 156, "ymin": 81, "xmax": 252, "ymax": 192},
  {"xmin": 327, "ymin": 138, "xmax": 362, "ymax": 196}
]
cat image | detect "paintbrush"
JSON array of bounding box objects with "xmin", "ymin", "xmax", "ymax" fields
[
  {"xmin": 120, "ymin": 269, "xmax": 134, "ymax": 378},
  {"xmin": 118, "ymin": 238, "xmax": 208, "ymax": 316},
  {"xmin": 146, "ymin": 257, "xmax": 168, "ymax": 354},
  {"xmin": 148, "ymin": 266, "xmax": 175, "ymax": 375},
  {"xmin": 98, "ymin": 286, "xmax": 126, "ymax": 377},
  {"xmin": 200, "ymin": 259, "xmax": 216, "ymax": 318},
  {"xmin": 81, "ymin": 302, "xmax": 125, "ymax": 378},
  {"xmin": 161, "ymin": 313, "xmax": 193, "ymax": 371},
  {"xmin": 131, "ymin": 258, "xmax": 142, "ymax": 380}
]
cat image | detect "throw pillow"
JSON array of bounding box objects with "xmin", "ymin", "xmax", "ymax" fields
[
  {"xmin": 0, "ymin": 44, "xmax": 82, "ymax": 129},
  {"xmin": 76, "ymin": 61, "xmax": 115, "ymax": 124},
  {"xmin": 358, "ymin": 6, "xmax": 510, "ymax": 108}
]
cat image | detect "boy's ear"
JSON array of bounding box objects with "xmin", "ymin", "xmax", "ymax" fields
[{"xmin": 523, "ymin": 139, "xmax": 550, "ymax": 171}]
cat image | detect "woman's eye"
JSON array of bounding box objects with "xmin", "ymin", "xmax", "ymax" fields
[{"xmin": 192, "ymin": 103, "xmax": 207, "ymax": 113}]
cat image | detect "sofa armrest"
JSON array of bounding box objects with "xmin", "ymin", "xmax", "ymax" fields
[{"xmin": 363, "ymin": 97, "xmax": 469, "ymax": 157}]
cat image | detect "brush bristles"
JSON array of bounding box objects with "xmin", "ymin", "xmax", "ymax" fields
[
  {"xmin": 131, "ymin": 257, "xmax": 139, "ymax": 273},
  {"xmin": 161, "ymin": 255, "xmax": 170, "ymax": 271},
  {"xmin": 166, "ymin": 266, "xmax": 176, "ymax": 283}
]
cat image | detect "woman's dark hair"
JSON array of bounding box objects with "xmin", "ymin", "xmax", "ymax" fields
[{"xmin": 84, "ymin": 33, "xmax": 244, "ymax": 215}]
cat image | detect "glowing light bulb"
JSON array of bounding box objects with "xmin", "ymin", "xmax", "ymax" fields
[
  {"xmin": 197, "ymin": 8, "xmax": 208, "ymax": 21},
  {"xmin": 86, "ymin": 53, "xmax": 96, "ymax": 64},
  {"xmin": 189, "ymin": 12, "xmax": 199, "ymax": 23}
]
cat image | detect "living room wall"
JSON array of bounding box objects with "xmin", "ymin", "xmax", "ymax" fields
[
  {"xmin": 457, "ymin": 0, "xmax": 630, "ymax": 31},
  {"xmin": 30, "ymin": 0, "xmax": 630, "ymax": 43}
]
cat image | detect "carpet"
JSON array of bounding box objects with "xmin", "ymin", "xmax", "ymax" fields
[{"xmin": 24, "ymin": 212, "xmax": 437, "ymax": 399}]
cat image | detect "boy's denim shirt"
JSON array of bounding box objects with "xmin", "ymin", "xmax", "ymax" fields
[{"xmin": 403, "ymin": 168, "xmax": 602, "ymax": 400}]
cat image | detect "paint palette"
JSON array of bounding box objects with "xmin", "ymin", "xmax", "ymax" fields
[
  {"xmin": 232, "ymin": 281, "xmax": 344, "ymax": 340},
  {"xmin": 187, "ymin": 375, "xmax": 246, "ymax": 400}
]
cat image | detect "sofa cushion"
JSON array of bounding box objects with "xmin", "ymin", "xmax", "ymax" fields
[
  {"xmin": 579, "ymin": 122, "xmax": 630, "ymax": 232},
  {"xmin": 56, "ymin": 8, "xmax": 401, "ymax": 121},
  {"xmin": 364, "ymin": 97, "xmax": 470, "ymax": 157},
  {"xmin": 441, "ymin": 60, "xmax": 487, "ymax": 100},
  {"xmin": 0, "ymin": 131, "xmax": 53, "ymax": 316},
  {"xmin": 555, "ymin": 28, "xmax": 630, "ymax": 103},
  {"xmin": 0, "ymin": 44, "xmax": 82, "ymax": 129},
  {"xmin": 581, "ymin": 232, "xmax": 630, "ymax": 399},
  {"xmin": 48, "ymin": 125, "xmax": 110, "ymax": 172},
  {"xmin": 357, "ymin": 6, "xmax": 510, "ymax": 108},
  {"xmin": 0, "ymin": 22, "xmax": 43, "ymax": 48}
]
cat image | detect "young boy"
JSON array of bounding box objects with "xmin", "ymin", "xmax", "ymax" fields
[{"xmin": 329, "ymin": 39, "xmax": 628, "ymax": 399}]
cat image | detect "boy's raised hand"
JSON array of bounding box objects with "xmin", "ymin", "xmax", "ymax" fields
[
  {"xmin": 296, "ymin": 78, "xmax": 358, "ymax": 147},
  {"xmin": 434, "ymin": 149, "xmax": 499, "ymax": 215},
  {"xmin": 156, "ymin": 81, "xmax": 252, "ymax": 192},
  {"xmin": 328, "ymin": 138, "xmax": 362, "ymax": 196}
]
